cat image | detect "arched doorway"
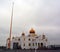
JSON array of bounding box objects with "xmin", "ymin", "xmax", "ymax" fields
[
  {"xmin": 40, "ymin": 43, "xmax": 43, "ymax": 47},
  {"xmin": 13, "ymin": 43, "xmax": 18, "ymax": 49}
]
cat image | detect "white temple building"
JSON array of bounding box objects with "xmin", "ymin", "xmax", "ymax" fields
[{"xmin": 6, "ymin": 28, "xmax": 48, "ymax": 49}]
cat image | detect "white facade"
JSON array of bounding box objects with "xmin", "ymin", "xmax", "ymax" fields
[{"xmin": 7, "ymin": 28, "xmax": 48, "ymax": 49}]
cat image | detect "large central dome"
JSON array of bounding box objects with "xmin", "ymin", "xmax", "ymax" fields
[{"xmin": 29, "ymin": 28, "xmax": 35, "ymax": 33}]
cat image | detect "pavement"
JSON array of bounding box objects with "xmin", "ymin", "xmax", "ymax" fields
[{"xmin": 0, "ymin": 49, "xmax": 60, "ymax": 52}]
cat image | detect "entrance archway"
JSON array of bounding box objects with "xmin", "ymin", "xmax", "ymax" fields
[{"xmin": 13, "ymin": 43, "xmax": 18, "ymax": 49}]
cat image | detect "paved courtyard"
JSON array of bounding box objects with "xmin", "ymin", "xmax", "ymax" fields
[{"xmin": 0, "ymin": 49, "xmax": 60, "ymax": 52}]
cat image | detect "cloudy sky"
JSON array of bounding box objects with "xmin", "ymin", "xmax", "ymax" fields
[{"xmin": 0, "ymin": 0, "xmax": 60, "ymax": 46}]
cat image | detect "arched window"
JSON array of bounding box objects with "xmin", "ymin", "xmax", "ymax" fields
[
  {"xmin": 23, "ymin": 43, "xmax": 25, "ymax": 46},
  {"xmin": 29, "ymin": 43, "xmax": 31, "ymax": 46},
  {"xmin": 28, "ymin": 38, "xmax": 31, "ymax": 41},
  {"xmin": 33, "ymin": 43, "xmax": 34, "ymax": 46},
  {"xmin": 35, "ymin": 43, "xmax": 37, "ymax": 46},
  {"xmin": 18, "ymin": 38, "xmax": 20, "ymax": 41},
  {"xmin": 38, "ymin": 43, "xmax": 40, "ymax": 46}
]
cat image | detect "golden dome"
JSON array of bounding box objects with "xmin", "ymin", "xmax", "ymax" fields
[{"xmin": 29, "ymin": 28, "xmax": 35, "ymax": 33}]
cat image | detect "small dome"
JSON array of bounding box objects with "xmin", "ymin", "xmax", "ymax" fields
[
  {"xmin": 22, "ymin": 32, "xmax": 25, "ymax": 36},
  {"xmin": 29, "ymin": 28, "xmax": 35, "ymax": 33},
  {"xmin": 42, "ymin": 33, "xmax": 45, "ymax": 39}
]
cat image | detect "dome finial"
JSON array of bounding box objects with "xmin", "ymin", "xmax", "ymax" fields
[{"xmin": 29, "ymin": 28, "xmax": 35, "ymax": 33}]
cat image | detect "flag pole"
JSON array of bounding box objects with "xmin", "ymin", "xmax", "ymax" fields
[{"xmin": 9, "ymin": 1, "xmax": 14, "ymax": 49}]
